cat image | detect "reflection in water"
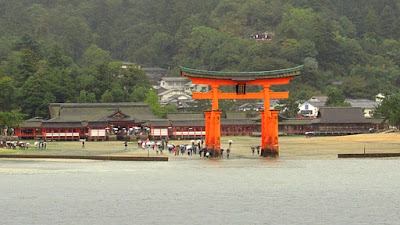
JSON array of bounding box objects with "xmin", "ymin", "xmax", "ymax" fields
[{"xmin": 1, "ymin": 158, "xmax": 400, "ymax": 225}]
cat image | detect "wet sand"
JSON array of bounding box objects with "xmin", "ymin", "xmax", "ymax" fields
[{"xmin": 2, "ymin": 132, "xmax": 400, "ymax": 160}]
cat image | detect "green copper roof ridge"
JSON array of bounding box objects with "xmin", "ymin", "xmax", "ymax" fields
[{"xmin": 179, "ymin": 65, "xmax": 303, "ymax": 76}]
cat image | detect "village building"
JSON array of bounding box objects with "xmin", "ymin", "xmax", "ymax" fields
[
  {"xmin": 156, "ymin": 77, "xmax": 209, "ymax": 108},
  {"xmin": 15, "ymin": 103, "xmax": 157, "ymax": 141},
  {"xmin": 141, "ymin": 67, "xmax": 170, "ymax": 86},
  {"xmin": 298, "ymin": 95, "xmax": 328, "ymax": 117},
  {"xmin": 344, "ymin": 99, "xmax": 381, "ymax": 118},
  {"xmin": 238, "ymin": 100, "xmax": 280, "ymax": 112},
  {"xmin": 311, "ymin": 107, "xmax": 374, "ymax": 135}
]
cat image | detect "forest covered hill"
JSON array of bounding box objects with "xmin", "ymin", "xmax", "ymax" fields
[{"xmin": 1, "ymin": 0, "xmax": 400, "ymax": 118}]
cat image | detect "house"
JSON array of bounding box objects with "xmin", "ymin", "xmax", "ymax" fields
[
  {"xmin": 158, "ymin": 89, "xmax": 192, "ymax": 106},
  {"xmin": 238, "ymin": 102, "xmax": 263, "ymax": 112},
  {"xmin": 344, "ymin": 99, "xmax": 381, "ymax": 118},
  {"xmin": 298, "ymin": 96, "xmax": 328, "ymax": 117},
  {"xmin": 250, "ymin": 31, "xmax": 274, "ymax": 42},
  {"xmin": 159, "ymin": 77, "xmax": 189, "ymax": 90},
  {"xmin": 311, "ymin": 107, "xmax": 374, "ymax": 135},
  {"xmin": 141, "ymin": 67, "xmax": 169, "ymax": 86},
  {"xmin": 238, "ymin": 100, "xmax": 280, "ymax": 112}
]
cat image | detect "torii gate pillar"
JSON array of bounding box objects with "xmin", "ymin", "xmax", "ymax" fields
[{"xmin": 260, "ymin": 110, "xmax": 280, "ymax": 157}]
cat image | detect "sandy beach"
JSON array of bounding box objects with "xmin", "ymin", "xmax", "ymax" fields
[{"xmin": 2, "ymin": 132, "xmax": 400, "ymax": 160}]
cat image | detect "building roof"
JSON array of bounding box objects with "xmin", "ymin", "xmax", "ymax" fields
[
  {"xmin": 20, "ymin": 117, "xmax": 43, "ymax": 128},
  {"xmin": 167, "ymin": 113, "xmax": 204, "ymax": 120},
  {"xmin": 312, "ymin": 107, "xmax": 372, "ymax": 124},
  {"xmin": 309, "ymin": 95, "xmax": 328, "ymax": 102},
  {"xmin": 221, "ymin": 119, "xmax": 256, "ymax": 125},
  {"xmin": 344, "ymin": 99, "xmax": 380, "ymax": 109},
  {"xmin": 279, "ymin": 118, "xmax": 313, "ymax": 125},
  {"xmin": 148, "ymin": 119, "xmax": 171, "ymax": 127},
  {"xmin": 179, "ymin": 65, "xmax": 303, "ymax": 81},
  {"xmin": 161, "ymin": 77, "xmax": 189, "ymax": 82},
  {"xmin": 48, "ymin": 103, "xmax": 157, "ymax": 123},
  {"xmin": 158, "ymin": 88, "xmax": 189, "ymax": 96},
  {"xmin": 225, "ymin": 112, "xmax": 247, "ymax": 119},
  {"xmin": 170, "ymin": 119, "xmax": 205, "ymax": 127},
  {"xmin": 301, "ymin": 101, "xmax": 326, "ymax": 108},
  {"xmin": 42, "ymin": 121, "xmax": 84, "ymax": 128}
]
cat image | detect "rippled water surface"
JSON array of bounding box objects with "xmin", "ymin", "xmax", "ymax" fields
[{"xmin": 1, "ymin": 158, "xmax": 400, "ymax": 225}]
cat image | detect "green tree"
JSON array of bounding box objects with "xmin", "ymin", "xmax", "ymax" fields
[
  {"xmin": 101, "ymin": 90, "xmax": 113, "ymax": 103},
  {"xmin": 81, "ymin": 44, "xmax": 111, "ymax": 68},
  {"xmin": 0, "ymin": 76, "xmax": 16, "ymax": 111},
  {"xmin": 76, "ymin": 90, "xmax": 88, "ymax": 103},
  {"xmin": 325, "ymin": 87, "xmax": 351, "ymax": 107},
  {"xmin": 276, "ymin": 97, "xmax": 299, "ymax": 118},
  {"xmin": 130, "ymin": 86, "xmax": 149, "ymax": 102},
  {"xmin": 375, "ymin": 93, "xmax": 400, "ymax": 127},
  {"xmin": 0, "ymin": 110, "xmax": 26, "ymax": 134},
  {"xmin": 86, "ymin": 92, "xmax": 97, "ymax": 103},
  {"xmin": 145, "ymin": 89, "xmax": 164, "ymax": 118}
]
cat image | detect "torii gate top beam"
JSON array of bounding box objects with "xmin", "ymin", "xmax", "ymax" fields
[{"xmin": 179, "ymin": 65, "xmax": 302, "ymax": 84}]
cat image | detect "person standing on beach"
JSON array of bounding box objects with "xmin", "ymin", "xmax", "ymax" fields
[
  {"xmin": 124, "ymin": 141, "xmax": 128, "ymax": 150},
  {"xmin": 226, "ymin": 148, "xmax": 230, "ymax": 159},
  {"xmin": 82, "ymin": 139, "xmax": 85, "ymax": 148}
]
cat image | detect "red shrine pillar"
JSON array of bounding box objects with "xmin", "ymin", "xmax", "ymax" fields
[
  {"xmin": 204, "ymin": 111, "xmax": 212, "ymax": 149},
  {"xmin": 260, "ymin": 85, "xmax": 279, "ymax": 157},
  {"xmin": 203, "ymin": 85, "xmax": 222, "ymax": 157}
]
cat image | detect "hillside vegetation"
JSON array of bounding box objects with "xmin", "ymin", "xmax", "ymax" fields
[{"xmin": 1, "ymin": 0, "xmax": 400, "ymax": 118}]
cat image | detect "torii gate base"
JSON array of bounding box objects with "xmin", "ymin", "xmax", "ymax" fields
[
  {"xmin": 260, "ymin": 110, "xmax": 280, "ymax": 157},
  {"xmin": 204, "ymin": 110, "xmax": 222, "ymax": 157}
]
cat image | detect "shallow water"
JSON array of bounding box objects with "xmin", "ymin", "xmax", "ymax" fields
[{"xmin": 1, "ymin": 158, "xmax": 399, "ymax": 225}]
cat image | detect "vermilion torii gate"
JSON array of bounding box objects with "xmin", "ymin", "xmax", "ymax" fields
[{"xmin": 180, "ymin": 65, "xmax": 302, "ymax": 157}]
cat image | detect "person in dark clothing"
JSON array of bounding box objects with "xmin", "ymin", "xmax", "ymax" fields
[
  {"xmin": 251, "ymin": 147, "xmax": 255, "ymax": 155},
  {"xmin": 220, "ymin": 149, "xmax": 224, "ymax": 158},
  {"xmin": 226, "ymin": 148, "xmax": 230, "ymax": 159}
]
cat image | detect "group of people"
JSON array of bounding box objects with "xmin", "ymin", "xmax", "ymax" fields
[
  {"xmin": 250, "ymin": 146, "xmax": 261, "ymax": 155},
  {"xmin": 1, "ymin": 140, "xmax": 28, "ymax": 149},
  {"xmin": 135, "ymin": 138, "xmax": 235, "ymax": 158},
  {"xmin": 138, "ymin": 139, "xmax": 165, "ymax": 154}
]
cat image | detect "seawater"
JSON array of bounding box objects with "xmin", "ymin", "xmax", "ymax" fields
[{"xmin": 1, "ymin": 158, "xmax": 400, "ymax": 225}]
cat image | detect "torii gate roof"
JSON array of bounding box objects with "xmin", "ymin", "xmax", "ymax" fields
[{"xmin": 179, "ymin": 65, "xmax": 303, "ymax": 81}]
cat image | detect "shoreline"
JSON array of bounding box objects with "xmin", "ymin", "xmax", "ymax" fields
[{"xmin": 1, "ymin": 133, "xmax": 400, "ymax": 160}]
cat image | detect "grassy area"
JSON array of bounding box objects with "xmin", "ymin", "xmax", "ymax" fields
[{"xmin": 2, "ymin": 133, "xmax": 400, "ymax": 159}]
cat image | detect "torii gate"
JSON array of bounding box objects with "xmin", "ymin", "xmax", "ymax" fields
[{"xmin": 180, "ymin": 65, "xmax": 302, "ymax": 157}]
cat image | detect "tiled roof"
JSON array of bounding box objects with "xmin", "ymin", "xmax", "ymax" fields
[
  {"xmin": 180, "ymin": 65, "xmax": 303, "ymax": 81},
  {"xmin": 344, "ymin": 99, "xmax": 380, "ymax": 109},
  {"xmin": 312, "ymin": 107, "xmax": 372, "ymax": 124},
  {"xmin": 221, "ymin": 119, "xmax": 255, "ymax": 125},
  {"xmin": 161, "ymin": 77, "xmax": 189, "ymax": 82},
  {"xmin": 149, "ymin": 119, "xmax": 171, "ymax": 127},
  {"xmin": 167, "ymin": 113, "xmax": 204, "ymax": 119},
  {"xmin": 20, "ymin": 117, "xmax": 43, "ymax": 128},
  {"xmin": 48, "ymin": 103, "xmax": 157, "ymax": 122},
  {"xmin": 170, "ymin": 119, "xmax": 205, "ymax": 127},
  {"xmin": 225, "ymin": 112, "xmax": 247, "ymax": 119}
]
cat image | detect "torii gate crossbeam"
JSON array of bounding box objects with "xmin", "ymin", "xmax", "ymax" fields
[{"xmin": 180, "ymin": 65, "xmax": 302, "ymax": 158}]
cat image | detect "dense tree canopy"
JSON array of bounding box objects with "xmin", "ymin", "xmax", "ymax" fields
[{"xmin": 0, "ymin": 0, "xmax": 400, "ymax": 119}]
